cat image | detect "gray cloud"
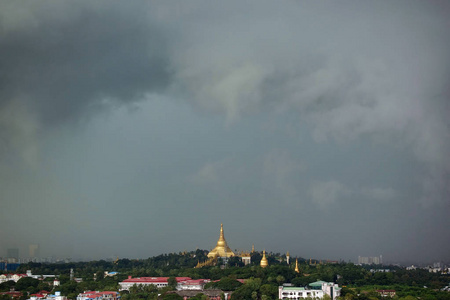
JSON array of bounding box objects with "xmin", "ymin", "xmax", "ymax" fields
[
  {"xmin": 0, "ymin": 1, "xmax": 171, "ymax": 160},
  {"xmin": 310, "ymin": 180, "xmax": 348, "ymax": 208},
  {"xmin": 167, "ymin": 1, "xmax": 450, "ymax": 204},
  {"xmin": 0, "ymin": 1, "xmax": 449, "ymax": 262}
]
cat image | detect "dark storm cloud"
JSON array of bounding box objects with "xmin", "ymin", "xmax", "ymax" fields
[
  {"xmin": 1, "ymin": 1, "xmax": 449, "ymax": 262},
  {"xmin": 0, "ymin": 1, "xmax": 171, "ymax": 141}
]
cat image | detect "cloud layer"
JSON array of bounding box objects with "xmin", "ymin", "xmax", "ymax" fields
[{"xmin": 0, "ymin": 1, "xmax": 449, "ymax": 262}]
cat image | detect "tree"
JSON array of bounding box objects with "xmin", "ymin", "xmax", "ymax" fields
[
  {"xmin": 162, "ymin": 293, "xmax": 183, "ymax": 300},
  {"xmin": 260, "ymin": 284, "xmax": 278, "ymax": 299},
  {"xmin": 276, "ymin": 275, "xmax": 285, "ymax": 284},
  {"xmin": 0, "ymin": 280, "xmax": 15, "ymax": 292},
  {"xmin": 15, "ymin": 277, "xmax": 39, "ymax": 291},
  {"xmin": 167, "ymin": 276, "xmax": 177, "ymax": 290},
  {"xmin": 189, "ymin": 293, "xmax": 208, "ymax": 300},
  {"xmin": 205, "ymin": 277, "xmax": 243, "ymax": 291}
]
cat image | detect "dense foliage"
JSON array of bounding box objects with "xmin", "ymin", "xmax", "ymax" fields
[{"xmin": 0, "ymin": 250, "xmax": 447, "ymax": 300}]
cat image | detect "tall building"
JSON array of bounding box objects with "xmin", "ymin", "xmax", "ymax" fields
[
  {"xmin": 29, "ymin": 244, "xmax": 40, "ymax": 258},
  {"xmin": 358, "ymin": 255, "xmax": 383, "ymax": 265},
  {"xmin": 207, "ymin": 224, "xmax": 235, "ymax": 258}
]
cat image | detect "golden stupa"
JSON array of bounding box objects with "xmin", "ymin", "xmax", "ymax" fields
[
  {"xmin": 295, "ymin": 259, "xmax": 299, "ymax": 273},
  {"xmin": 260, "ymin": 250, "xmax": 269, "ymax": 268},
  {"xmin": 207, "ymin": 224, "xmax": 235, "ymax": 258}
]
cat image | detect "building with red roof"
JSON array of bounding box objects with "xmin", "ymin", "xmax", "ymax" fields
[
  {"xmin": 0, "ymin": 291, "xmax": 23, "ymax": 298},
  {"xmin": 119, "ymin": 276, "xmax": 191, "ymax": 291},
  {"xmin": 177, "ymin": 279, "xmax": 210, "ymax": 290},
  {"xmin": 77, "ymin": 291, "xmax": 119, "ymax": 300}
]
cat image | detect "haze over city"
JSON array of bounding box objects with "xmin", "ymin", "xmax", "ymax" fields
[{"xmin": 0, "ymin": 1, "xmax": 449, "ymax": 264}]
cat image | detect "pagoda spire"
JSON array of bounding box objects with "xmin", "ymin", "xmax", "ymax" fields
[
  {"xmin": 260, "ymin": 249, "xmax": 268, "ymax": 268},
  {"xmin": 207, "ymin": 223, "xmax": 235, "ymax": 258}
]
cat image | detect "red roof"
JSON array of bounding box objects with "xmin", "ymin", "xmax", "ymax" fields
[
  {"xmin": 79, "ymin": 291, "xmax": 119, "ymax": 298},
  {"xmin": 213, "ymin": 279, "xmax": 245, "ymax": 283},
  {"xmin": 0, "ymin": 292, "xmax": 23, "ymax": 298},
  {"xmin": 123, "ymin": 277, "xmax": 191, "ymax": 283},
  {"xmin": 179, "ymin": 279, "xmax": 209, "ymax": 285}
]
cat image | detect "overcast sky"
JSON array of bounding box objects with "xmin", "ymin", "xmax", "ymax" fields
[{"xmin": 1, "ymin": 1, "xmax": 449, "ymax": 264}]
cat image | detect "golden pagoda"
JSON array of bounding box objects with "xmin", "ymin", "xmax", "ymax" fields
[
  {"xmin": 207, "ymin": 224, "xmax": 235, "ymax": 258},
  {"xmin": 294, "ymin": 259, "xmax": 299, "ymax": 273},
  {"xmin": 260, "ymin": 250, "xmax": 269, "ymax": 268}
]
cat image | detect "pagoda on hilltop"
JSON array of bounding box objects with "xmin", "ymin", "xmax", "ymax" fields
[
  {"xmin": 207, "ymin": 224, "xmax": 235, "ymax": 258},
  {"xmin": 260, "ymin": 250, "xmax": 269, "ymax": 268}
]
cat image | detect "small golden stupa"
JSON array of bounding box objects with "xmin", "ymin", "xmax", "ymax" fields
[
  {"xmin": 260, "ymin": 250, "xmax": 269, "ymax": 268},
  {"xmin": 207, "ymin": 223, "xmax": 235, "ymax": 258},
  {"xmin": 295, "ymin": 259, "xmax": 299, "ymax": 273}
]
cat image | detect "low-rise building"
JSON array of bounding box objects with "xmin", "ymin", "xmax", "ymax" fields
[
  {"xmin": 0, "ymin": 291, "xmax": 23, "ymax": 299},
  {"xmin": 29, "ymin": 292, "xmax": 67, "ymax": 300},
  {"xmin": 177, "ymin": 279, "xmax": 210, "ymax": 290},
  {"xmin": 279, "ymin": 286, "xmax": 323, "ymax": 299},
  {"xmin": 77, "ymin": 291, "xmax": 120, "ymax": 300},
  {"xmin": 0, "ymin": 273, "xmax": 27, "ymax": 283},
  {"xmin": 119, "ymin": 276, "xmax": 191, "ymax": 291},
  {"xmin": 279, "ymin": 281, "xmax": 340, "ymax": 300}
]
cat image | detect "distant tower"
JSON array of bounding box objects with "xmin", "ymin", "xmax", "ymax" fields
[
  {"xmin": 286, "ymin": 251, "xmax": 290, "ymax": 265},
  {"xmin": 29, "ymin": 244, "xmax": 40, "ymax": 258},
  {"xmin": 70, "ymin": 268, "xmax": 74, "ymax": 281},
  {"xmin": 252, "ymin": 244, "xmax": 255, "ymax": 253},
  {"xmin": 260, "ymin": 250, "xmax": 268, "ymax": 268},
  {"xmin": 295, "ymin": 259, "xmax": 299, "ymax": 273}
]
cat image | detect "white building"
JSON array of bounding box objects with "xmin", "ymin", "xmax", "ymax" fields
[
  {"xmin": 279, "ymin": 281, "xmax": 340, "ymax": 300},
  {"xmin": 176, "ymin": 279, "xmax": 210, "ymax": 290},
  {"xmin": 29, "ymin": 292, "xmax": 67, "ymax": 300},
  {"xmin": 119, "ymin": 276, "xmax": 191, "ymax": 291},
  {"xmin": 279, "ymin": 287, "xmax": 323, "ymax": 299},
  {"xmin": 320, "ymin": 282, "xmax": 341, "ymax": 300},
  {"xmin": 0, "ymin": 273, "xmax": 27, "ymax": 283}
]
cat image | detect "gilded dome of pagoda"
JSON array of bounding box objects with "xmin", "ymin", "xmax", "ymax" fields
[
  {"xmin": 207, "ymin": 224, "xmax": 235, "ymax": 258},
  {"xmin": 260, "ymin": 250, "xmax": 269, "ymax": 268}
]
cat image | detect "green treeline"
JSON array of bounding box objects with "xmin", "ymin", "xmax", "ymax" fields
[{"xmin": 0, "ymin": 250, "xmax": 448, "ymax": 300}]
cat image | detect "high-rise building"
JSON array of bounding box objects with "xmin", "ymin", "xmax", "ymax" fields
[
  {"xmin": 29, "ymin": 244, "xmax": 40, "ymax": 258},
  {"xmin": 358, "ymin": 255, "xmax": 383, "ymax": 265}
]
